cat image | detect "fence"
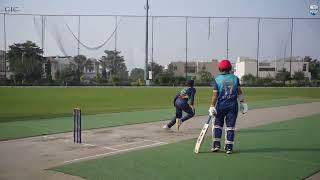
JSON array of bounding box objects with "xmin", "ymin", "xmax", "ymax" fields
[{"xmin": 0, "ymin": 13, "xmax": 319, "ymax": 82}]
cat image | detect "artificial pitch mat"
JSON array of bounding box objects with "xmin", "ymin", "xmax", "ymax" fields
[
  {"xmin": 51, "ymin": 114, "xmax": 320, "ymax": 180},
  {"xmin": 0, "ymin": 98, "xmax": 315, "ymax": 140}
]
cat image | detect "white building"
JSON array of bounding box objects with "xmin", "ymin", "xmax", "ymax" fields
[
  {"xmin": 169, "ymin": 59, "xmax": 219, "ymax": 79},
  {"xmin": 48, "ymin": 56, "xmax": 101, "ymax": 80},
  {"xmin": 0, "ymin": 50, "xmax": 13, "ymax": 80},
  {"xmin": 47, "ymin": 56, "xmax": 75, "ymax": 80},
  {"xmin": 234, "ymin": 56, "xmax": 311, "ymax": 82}
]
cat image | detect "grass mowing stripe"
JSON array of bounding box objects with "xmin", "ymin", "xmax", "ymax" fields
[
  {"xmin": 245, "ymin": 153, "xmax": 320, "ymax": 166},
  {"xmin": 0, "ymin": 98, "xmax": 316, "ymax": 140},
  {"xmin": 1, "ymin": 87, "xmax": 320, "ymax": 122},
  {"xmin": 51, "ymin": 114, "xmax": 320, "ymax": 180}
]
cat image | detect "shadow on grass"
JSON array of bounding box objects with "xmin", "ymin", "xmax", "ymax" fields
[
  {"xmin": 237, "ymin": 147, "xmax": 320, "ymax": 154},
  {"xmin": 237, "ymin": 128, "xmax": 290, "ymax": 134}
]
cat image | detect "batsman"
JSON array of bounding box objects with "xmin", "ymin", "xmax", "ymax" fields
[{"xmin": 208, "ymin": 59, "xmax": 248, "ymax": 154}]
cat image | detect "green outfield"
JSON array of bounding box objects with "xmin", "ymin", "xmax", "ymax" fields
[
  {"xmin": 51, "ymin": 114, "xmax": 320, "ymax": 180},
  {"xmin": 1, "ymin": 87, "xmax": 320, "ymax": 122},
  {"xmin": 0, "ymin": 87, "xmax": 319, "ymax": 140}
]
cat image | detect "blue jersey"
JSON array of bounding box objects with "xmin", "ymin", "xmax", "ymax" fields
[
  {"xmin": 212, "ymin": 74, "xmax": 240, "ymax": 108},
  {"xmin": 174, "ymin": 87, "xmax": 196, "ymax": 105}
]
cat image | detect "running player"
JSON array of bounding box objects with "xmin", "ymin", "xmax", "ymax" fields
[{"xmin": 163, "ymin": 79, "xmax": 196, "ymax": 130}]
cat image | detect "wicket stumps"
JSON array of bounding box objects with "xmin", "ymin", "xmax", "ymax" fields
[{"xmin": 73, "ymin": 108, "xmax": 82, "ymax": 143}]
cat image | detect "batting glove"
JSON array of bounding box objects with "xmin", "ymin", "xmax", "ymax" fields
[{"xmin": 208, "ymin": 106, "xmax": 217, "ymax": 116}]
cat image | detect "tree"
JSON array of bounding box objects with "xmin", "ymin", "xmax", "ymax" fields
[
  {"xmin": 173, "ymin": 76, "xmax": 186, "ymax": 86},
  {"xmin": 55, "ymin": 70, "xmax": 61, "ymax": 81},
  {"xmin": 197, "ymin": 70, "xmax": 212, "ymax": 83},
  {"xmin": 148, "ymin": 62, "xmax": 164, "ymax": 80},
  {"xmin": 84, "ymin": 58, "xmax": 95, "ymax": 73},
  {"xmin": 44, "ymin": 59, "xmax": 52, "ymax": 82},
  {"xmin": 130, "ymin": 68, "xmax": 144, "ymax": 81},
  {"xmin": 7, "ymin": 41, "xmax": 43, "ymax": 84},
  {"xmin": 59, "ymin": 64, "xmax": 77, "ymax": 85},
  {"xmin": 154, "ymin": 71, "xmax": 175, "ymax": 85},
  {"xmin": 304, "ymin": 56, "xmax": 320, "ymax": 80},
  {"xmin": 101, "ymin": 69, "xmax": 108, "ymax": 80},
  {"xmin": 73, "ymin": 55, "xmax": 87, "ymax": 83},
  {"xmin": 257, "ymin": 75, "xmax": 274, "ymax": 86},
  {"xmin": 241, "ymin": 74, "xmax": 256, "ymax": 86},
  {"xmin": 275, "ymin": 68, "xmax": 290, "ymax": 86},
  {"xmin": 74, "ymin": 55, "xmax": 87, "ymax": 72},
  {"xmin": 100, "ymin": 50, "xmax": 127, "ymax": 81},
  {"xmin": 167, "ymin": 63, "xmax": 176, "ymax": 74},
  {"xmin": 0, "ymin": 51, "xmax": 5, "ymax": 80},
  {"xmin": 293, "ymin": 71, "xmax": 305, "ymax": 84}
]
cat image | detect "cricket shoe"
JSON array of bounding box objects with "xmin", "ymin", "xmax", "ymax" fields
[
  {"xmin": 225, "ymin": 144, "xmax": 233, "ymax": 154},
  {"xmin": 162, "ymin": 124, "xmax": 170, "ymax": 130},
  {"xmin": 224, "ymin": 148, "xmax": 232, "ymax": 154},
  {"xmin": 211, "ymin": 146, "xmax": 220, "ymax": 152},
  {"xmin": 176, "ymin": 118, "xmax": 182, "ymax": 131}
]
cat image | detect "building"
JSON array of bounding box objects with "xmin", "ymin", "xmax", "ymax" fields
[
  {"xmin": 234, "ymin": 56, "xmax": 311, "ymax": 82},
  {"xmin": 47, "ymin": 56, "xmax": 75, "ymax": 80},
  {"xmin": 169, "ymin": 59, "xmax": 219, "ymax": 79},
  {"xmin": 47, "ymin": 56, "xmax": 101, "ymax": 80},
  {"xmin": 0, "ymin": 50, "xmax": 12, "ymax": 80},
  {"xmin": 82, "ymin": 58, "xmax": 101, "ymax": 80},
  {"xmin": 1, "ymin": 54, "xmax": 101, "ymax": 81}
]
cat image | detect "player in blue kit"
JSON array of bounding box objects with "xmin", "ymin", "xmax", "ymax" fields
[
  {"xmin": 208, "ymin": 59, "xmax": 248, "ymax": 154},
  {"xmin": 163, "ymin": 80, "xmax": 196, "ymax": 131}
]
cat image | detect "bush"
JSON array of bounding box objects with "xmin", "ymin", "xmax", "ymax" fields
[{"xmin": 130, "ymin": 81, "xmax": 144, "ymax": 86}]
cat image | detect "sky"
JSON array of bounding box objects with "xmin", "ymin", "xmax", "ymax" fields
[{"xmin": 0, "ymin": 0, "xmax": 319, "ymax": 70}]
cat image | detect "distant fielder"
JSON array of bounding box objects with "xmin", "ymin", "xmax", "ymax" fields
[
  {"xmin": 163, "ymin": 80, "xmax": 196, "ymax": 130},
  {"xmin": 208, "ymin": 59, "xmax": 248, "ymax": 154}
]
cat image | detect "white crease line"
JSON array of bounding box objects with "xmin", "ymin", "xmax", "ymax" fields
[
  {"xmin": 44, "ymin": 136, "xmax": 159, "ymax": 151},
  {"xmin": 76, "ymin": 138, "xmax": 167, "ymax": 151},
  {"xmin": 105, "ymin": 139, "xmax": 167, "ymax": 149},
  {"xmin": 0, "ymin": 135, "xmax": 71, "ymax": 144},
  {"xmin": 101, "ymin": 146, "xmax": 119, "ymax": 151},
  {"xmin": 64, "ymin": 142, "xmax": 168, "ymax": 164},
  {"xmin": 109, "ymin": 141, "xmax": 149, "ymax": 148},
  {"xmin": 82, "ymin": 143, "xmax": 95, "ymax": 147},
  {"xmin": 78, "ymin": 143, "xmax": 119, "ymax": 151},
  {"xmin": 141, "ymin": 139, "xmax": 167, "ymax": 144}
]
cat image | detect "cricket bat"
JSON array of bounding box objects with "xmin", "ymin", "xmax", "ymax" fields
[{"xmin": 194, "ymin": 115, "xmax": 214, "ymax": 154}]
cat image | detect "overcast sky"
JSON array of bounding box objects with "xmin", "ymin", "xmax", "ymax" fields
[{"xmin": 0, "ymin": 0, "xmax": 319, "ymax": 69}]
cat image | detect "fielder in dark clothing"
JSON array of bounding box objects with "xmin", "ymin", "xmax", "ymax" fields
[{"xmin": 163, "ymin": 80, "xmax": 196, "ymax": 130}]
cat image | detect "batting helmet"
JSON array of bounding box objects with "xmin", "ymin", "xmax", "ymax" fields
[
  {"xmin": 218, "ymin": 59, "xmax": 232, "ymax": 71},
  {"xmin": 186, "ymin": 79, "xmax": 194, "ymax": 87}
]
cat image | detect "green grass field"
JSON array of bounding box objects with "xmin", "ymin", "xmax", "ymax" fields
[
  {"xmin": 1, "ymin": 87, "xmax": 320, "ymax": 122},
  {"xmin": 51, "ymin": 114, "xmax": 320, "ymax": 180},
  {"xmin": 0, "ymin": 97, "xmax": 314, "ymax": 140},
  {"xmin": 0, "ymin": 87, "xmax": 319, "ymax": 140}
]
